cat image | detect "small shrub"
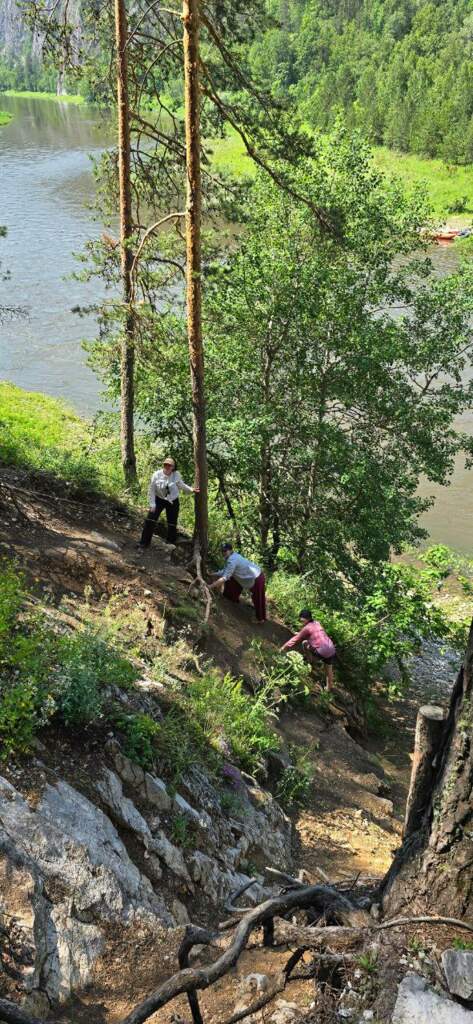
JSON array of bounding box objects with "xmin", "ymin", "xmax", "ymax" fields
[
  {"xmin": 357, "ymin": 951, "xmax": 378, "ymax": 974},
  {"xmin": 220, "ymin": 790, "xmax": 245, "ymax": 817},
  {"xmin": 186, "ymin": 670, "xmax": 280, "ymax": 775},
  {"xmin": 447, "ymin": 196, "xmax": 468, "ymax": 214},
  {"xmin": 452, "ymin": 938, "xmax": 473, "ymax": 951},
  {"xmin": 276, "ymin": 745, "xmax": 315, "ymax": 808},
  {"xmin": 170, "ymin": 813, "xmax": 196, "ymax": 849},
  {"xmin": 115, "ymin": 712, "xmax": 160, "ymax": 769},
  {"xmin": 0, "ymin": 682, "xmax": 39, "ymax": 759}
]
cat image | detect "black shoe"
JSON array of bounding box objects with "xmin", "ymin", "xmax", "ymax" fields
[{"xmin": 136, "ymin": 542, "xmax": 148, "ymax": 549}]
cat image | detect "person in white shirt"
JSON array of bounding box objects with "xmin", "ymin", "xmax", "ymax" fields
[
  {"xmin": 138, "ymin": 456, "xmax": 198, "ymax": 548},
  {"xmin": 209, "ymin": 542, "xmax": 266, "ymax": 622}
]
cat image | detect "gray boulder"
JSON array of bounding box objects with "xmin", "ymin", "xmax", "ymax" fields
[
  {"xmin": 392, "ymin": 973, "xmax": 473, "ymax": 1023},
  {"xmin": 96, "ymin": 767, "xmax": 151, "ymax": 840},
  {"xmin": 442, "ymin": 950, "xmax": 473, "ymax": 1001},
  {"xmin": 0, "ymin": 775, "xmax": 173, "ymax": 1006}
]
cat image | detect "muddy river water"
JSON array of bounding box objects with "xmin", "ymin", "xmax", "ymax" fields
[{"xmin": 0, "ymin": 94, "xmax": 471, "ymax": 551}]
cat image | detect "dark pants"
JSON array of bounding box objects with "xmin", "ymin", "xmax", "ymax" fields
[
  {"xmin": 223, "ymin": 572, "xmax": 266, "ymax": 622},
  {"xmin": 140, "ymin": 498, "xmax": 180, "ymax": 546}
]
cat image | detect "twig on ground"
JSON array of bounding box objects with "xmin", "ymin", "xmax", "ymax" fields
[
  {"xmin": 375, "ymin": 915, "xmax": 473, "ymax": 934},
  {"xmin": 224, "ymin": 879, "xmax": 258, "ymax": 914}
]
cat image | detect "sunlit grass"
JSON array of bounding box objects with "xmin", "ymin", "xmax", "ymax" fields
[
  {"xmin": 206, "ymin": 126, "xmax": 256, "ymax": 178},
  {"xmin": 0, "ymin": 89, "xmax": 84, "ymax": 105},
  {"xmin": 207, "ymin": 129, "xmax": 473, "ymax": 224},
  {"xmin": 373, "ymin": 147, "xmax": 473, "ymax": 224}
]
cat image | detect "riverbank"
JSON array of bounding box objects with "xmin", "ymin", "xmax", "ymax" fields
[
  {"xmin": 0, "ymin": 88, "xmax": 84, "ymax": 105},
  {"xmin": 373, "ymin": 146, "xmax": 473, "ymax": 226},
  {"xmin": 208, "ymin": 127, "xmax": 473, "ymax": 226}
]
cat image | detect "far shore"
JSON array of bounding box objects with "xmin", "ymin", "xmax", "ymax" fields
[{"xmin": 0, "ymin": 89, "xmax": 84, "ymax": 105}]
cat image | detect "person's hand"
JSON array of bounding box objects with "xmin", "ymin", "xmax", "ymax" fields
[{"xmin": 193, "ymin": 486, "xmax": 200, "ymax": 493}]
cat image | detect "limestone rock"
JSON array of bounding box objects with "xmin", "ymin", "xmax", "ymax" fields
[
  {"xmin": 392, "ymin": 973, "xmax": 473, "ymax": 1023},
  {"xmin": 96, "ymin": 767, "xmax": 151, "ymax": 840},
  {"xmin": 114, "ymin": 751, "xmax": 145, "ymax": 789},
  {"xmin": 171, "ymin": 898, "xmax": 190, "ymax": 925},
  {"xmin": 442, "ymin": 950, "xmax": 473, "ymax": 1001},
  {"xmin": 268, "ymin": 999, "xmax": 303, "ymax": 1023},
  {"xmin": 189, "ymin": 850, "xmax": 264, "ymax": 905},
  {"xmin": 151, "ymin": 831, "xmax": 193, "ymax": 887},
  {"xmin": 144, "ymin": 772, "xmax": 172, "ymax": 811},
  {"xmin": 0, "ymin": 775, "xmax": 173, "ymax": 1006}
]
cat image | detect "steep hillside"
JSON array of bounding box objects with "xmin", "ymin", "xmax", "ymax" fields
[
  {"xmin": 250, "ymin": 0, "xmax": 473, "ymax": 164},
  {"xmin": 0, "ymin": 460, "xmax": 410, "ymax": 1022}
]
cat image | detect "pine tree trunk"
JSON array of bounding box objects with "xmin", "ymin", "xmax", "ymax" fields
[
  {"xmin": 114, "ymin": 0, "xmax": 137, "ymax": 486},
  {"xmin": 183, "ymin": 0, "xmax": 209, "ymax": 561},
  {"xmin": 383, "ymin": 620, "xmax": 473, "ymax": 918}
]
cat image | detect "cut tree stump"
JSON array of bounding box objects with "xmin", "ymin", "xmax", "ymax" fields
[{"xmin": 404, "ymin": 704, "xmax": 445, "ymax": 838}]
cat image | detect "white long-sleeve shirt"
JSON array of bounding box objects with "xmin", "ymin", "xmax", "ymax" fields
[
  {"xmin": 148, "ymin": 469, "xmax": 194, "ymax": 506},
  {"xmin": 218, "ymin": 551, "xmax": 262, "ymax": 590}
]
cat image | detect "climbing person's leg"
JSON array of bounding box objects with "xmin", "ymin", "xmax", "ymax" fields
[
  {"xmin": 139, "ymin": 499, "xmax": 165, "ymax": 547},
  {"xmin": 223, "ymin": 578, "xmax": 243, "ymax": 603},
  {"xmin": 325, "ymin": 659, "xmax": 334, "ymax": 691},
  {"xmin": 165, "ymin": 498, "xmax": 180, "ymax": 544},
  {"xmin": 251, "ymin": 572, "xmax": 266, "ymax": 622}
]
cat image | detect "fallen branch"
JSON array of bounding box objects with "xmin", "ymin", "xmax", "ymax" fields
[
  {"xmin": 224, "ymin": 879, "xmax": 258, "ymax": 914},
  {"xmin": 118, "ymin": 884, "xmax": 365, "ymax": 1024}
]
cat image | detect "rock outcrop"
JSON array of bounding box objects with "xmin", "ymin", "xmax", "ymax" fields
[{"xmin": 0, "ymin": 752, "xmax": 292, "ymax": 1011}]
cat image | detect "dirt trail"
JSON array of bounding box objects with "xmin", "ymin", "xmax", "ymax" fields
[
  {"xmin": 0, "ymin": 466, "xmax": 461, "ymax": 1023},
  {"xmin": 1, "ymin": 465, "xmax": 456, "ymax": 886}
]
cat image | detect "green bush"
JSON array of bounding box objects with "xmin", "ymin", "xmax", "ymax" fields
[
  {"xmin": 186, "ymin": 670, "xmax": 279, "ymax": 775},
  {"xmin": 115, "ymin": 712, "xmax": 161, "ymax": 769},
  {"xmin": 0, "ymin": 560, "xmax": 141, "ymax": 755},
  {"xmin": 0, "ymin": 682, "xmax": 39, "ymax": 759},
  {"xmin": 276, "ymin": 745, "xmax": 315, "ymax": 808}
]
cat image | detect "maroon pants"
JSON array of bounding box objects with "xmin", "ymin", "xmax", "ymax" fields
[{"xmin": 223, "ymin": 572, "xmax": 266, "ymax": 622}]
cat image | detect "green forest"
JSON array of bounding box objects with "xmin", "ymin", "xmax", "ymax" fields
[
  {"xmin": 3, "ymin": 0, "xmax": 473, "ymax": 163},
  {"xmin": 2, "ymin": 1, "xmax": 473, "ymax": 1020},
  {"xmin": 249, "ymin": 0, "xmax": 473, "ymax": 163}
]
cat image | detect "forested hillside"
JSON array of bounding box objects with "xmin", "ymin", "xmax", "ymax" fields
[{"xmin": 250, "ymin": 0, "xmax": 473, "ymax": 164}]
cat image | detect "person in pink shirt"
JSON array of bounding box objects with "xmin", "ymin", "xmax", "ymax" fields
[{"xmin": 280, "ymin": 609, "xmax": 336, "ymax": 690}]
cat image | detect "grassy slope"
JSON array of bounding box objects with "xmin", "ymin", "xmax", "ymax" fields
[
  {"xmin": 0, "ymin": 382, "xmax": 127, "ymax": 499},
  {"xmin": 1, "ymin": 89, "xmax": 84, "ymax": 105},
  {"xmin": 373, "ymin": 147, "xmax": 473, "ymax": 224},
  {"xmin": 208, "ymin": 128, "xmax": 473, "ymax": 224}
]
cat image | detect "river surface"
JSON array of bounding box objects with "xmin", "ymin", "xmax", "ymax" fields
[
  {"xmin": 0, "ymin": 93, "xmax": 110, "ymax": 412},
  {"xmin": 0, "ymin": 94, "xmax": 472, "ymax": 551}
]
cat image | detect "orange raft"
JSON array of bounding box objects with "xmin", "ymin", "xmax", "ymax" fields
[{"xmin": 433, "ymin": 229, "xmax": 460, "ymax": 243}]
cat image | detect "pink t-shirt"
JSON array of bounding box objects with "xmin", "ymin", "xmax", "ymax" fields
[{"xmin": 282, "ymin": 621, "xmax": 336, "ymax": 658}]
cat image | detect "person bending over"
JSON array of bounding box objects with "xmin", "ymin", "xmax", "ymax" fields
[
  {"xmin": 209, "ymin": 542, "xmax": 266, "ymax": 623},
  {"xmin": 280, "ymin": 609, "xmax": 336, "ymax": 690},
  {"xmin": 138, "ymin": 456, "xmax": 198, "ymax": 548}
]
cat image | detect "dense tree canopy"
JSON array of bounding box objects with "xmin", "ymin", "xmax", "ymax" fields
[
  {"xmin": 90, "ymin": 128, "xmax": 473, "ymax": 603},
  {"xmin": 249, "ymin": 0, "xmax": 473, "ymax": 164}
]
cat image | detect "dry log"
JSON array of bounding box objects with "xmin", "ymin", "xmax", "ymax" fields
[
  {"xmin": 118, "ymin": 884, "xmax": 364, "ymax": 1024},
  {"xmin": 404, "ymin": 705, "xmax": 445, "ymax": 837}
]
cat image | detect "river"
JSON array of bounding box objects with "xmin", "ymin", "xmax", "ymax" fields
[
  {"xmin": 0, "ymin": 94, "xmax": 472, "ymax": 551},
  {"xmin": 0, "ymin": 93, "xmax": 109, "ymax": 413}
]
